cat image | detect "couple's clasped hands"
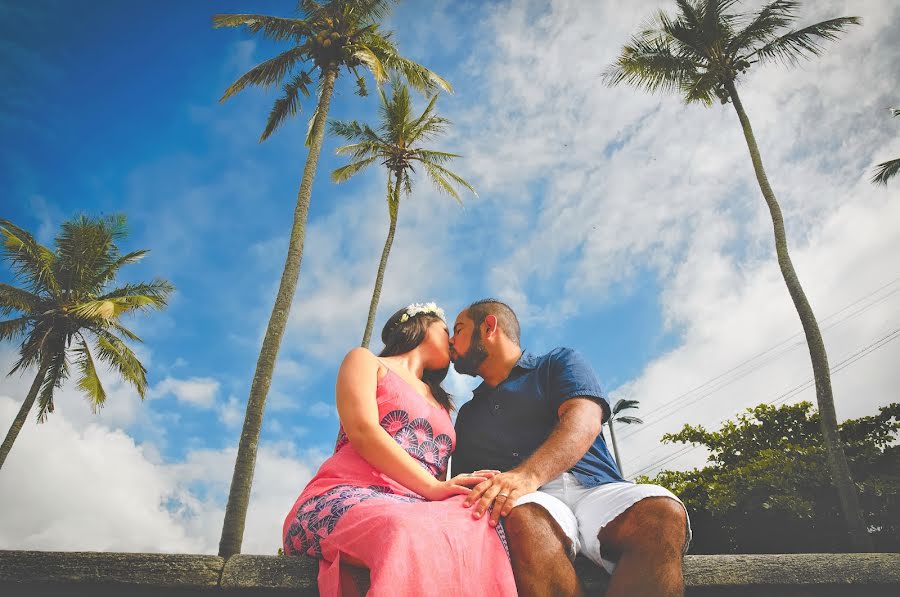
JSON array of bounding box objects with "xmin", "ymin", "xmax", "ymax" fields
[{"xmin": 425, "ymin": 468, "xmax": 541, "ymax": 527}]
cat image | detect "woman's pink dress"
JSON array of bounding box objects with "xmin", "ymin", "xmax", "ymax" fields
[{"xmin": 282, "ymin": 369, "xmax": 517, "ymax": 597}]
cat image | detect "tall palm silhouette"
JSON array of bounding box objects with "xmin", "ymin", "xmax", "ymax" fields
[
  {"xmin": 330, "ymin": 80, "xmax": 475, "ymax": 348},
  {"xmin": 605, "ymin": 0, "xmax": 869, "ymax": 550},
  {"xmin": 212, "ymin": 0, "xmax": 451, "ymax": 558}
]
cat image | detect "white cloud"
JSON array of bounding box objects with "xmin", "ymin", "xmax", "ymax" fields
[
  {"xmin": 0, "ymin": 396, "xmax": 326, "ymax": 555},
  {"xmin": 219, "ymin": 395, "xmax": 243, "ymax": 428},
  {"xmin": 151, "ymin": 376, "xmax": 220, "ymax": 409}
]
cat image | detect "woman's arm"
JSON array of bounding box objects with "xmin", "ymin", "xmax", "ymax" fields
[{"xmin": 335, "ymin": 348, "xmax": 483, "ymax": 500}]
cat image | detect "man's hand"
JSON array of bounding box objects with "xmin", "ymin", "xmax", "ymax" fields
[{"xmin": 464, "ymin": 468, "xmax": 540, "ymax": 527}]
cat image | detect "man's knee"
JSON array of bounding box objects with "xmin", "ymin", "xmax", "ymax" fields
[
  {"xmin": 599, "ymin": 497, "xmax": 687, "ymax": 556},
  {"xmin": 506, "ymin": 503, "xmax": 573, "ymax": 559}
]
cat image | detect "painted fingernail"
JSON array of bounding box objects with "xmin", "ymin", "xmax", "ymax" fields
[{"xmin": 489, "ymin": 520, "xmax": 496, "ymax": 527}]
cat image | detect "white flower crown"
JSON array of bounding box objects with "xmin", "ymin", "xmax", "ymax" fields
[{"xmin": 398, "ymin": 301, "xmax": 445, "ymax": 324}]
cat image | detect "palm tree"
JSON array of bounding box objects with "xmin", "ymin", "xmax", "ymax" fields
[
  {"xmin": 604, "ymin": 0, "xmax": 870, "ymax": 550},
  {"xmin": 605, "ymin": 399, "xmax": 643, "ymax": 477},
  {"xmin": 213, "ymin": 0, "xmax": 451, "ymax": 558},
  {"xmin": 871, "ymin": 107, "xmax": 900, "ymax": 185},
  {"xmin": 330, "ymin": 80, "xmax": 476, "ymax": 348},
  {"xmin": 0, "ymin": 216, "xmax": 172, "ymax": 470}
]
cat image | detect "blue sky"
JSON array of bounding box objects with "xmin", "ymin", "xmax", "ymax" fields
[{"xmin": 1, "ymin": 0, "xmax": 899, "ymax": 554}]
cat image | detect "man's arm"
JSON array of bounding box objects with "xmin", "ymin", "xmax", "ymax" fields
[{"xmin": 464, "ymin": 397, "xmax": 603, "ymax": 526}]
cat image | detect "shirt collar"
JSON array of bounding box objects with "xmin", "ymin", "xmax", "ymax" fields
[{"xmin": 472, "ymin": 349, "xmax": 537, "ymax": 396}]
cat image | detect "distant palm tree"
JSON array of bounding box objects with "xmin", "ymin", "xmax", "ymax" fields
[
  {"xmin": 871, "ymin": 108, "xmax": 900, "ymax": 185},
  {"xmin": 0, "ymin": 216, "xmax": 172, "ymax": 470},
  {"xmin": 604, "ymin": 0, "xmax": 869, "ymax": 550},
  {"xmin": 213, "ymin": 0, "xmax": 451, "ymax": 559},
  {"xmin": 605, "ymin": 399, "xmax": 643, "ymax": 476},
  {"xmin": 330, "ymin": 80, "xmax": 476, "ymax": 348}
]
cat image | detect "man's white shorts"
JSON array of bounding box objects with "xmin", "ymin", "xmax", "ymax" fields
[{"xmin": 515, "ymin": 473, "xmax": 692, "ymax": 574}]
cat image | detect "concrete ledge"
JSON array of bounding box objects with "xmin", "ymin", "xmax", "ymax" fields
[{"xmin": 1, "ymin": 550, "xmax": 898, "ymax": 596}]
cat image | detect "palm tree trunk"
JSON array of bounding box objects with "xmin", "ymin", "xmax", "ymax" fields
[
  {"xmin": 218, "ymin": 65, "xmax": 339, "ymax": 559},
  {"xmin": 360, "ymin": 176, "xmax": 402, "ymax": 348},
  {"xmin": 726, "ymin": 80, "xmax": 871, "ymax": 552},
  {"xmin": 607, "ymin": 419, "xmax": 624, "ymax": 477},
  {"xmin": 0, "ymin": 358, "xmax": 50, "ymax": 470}
]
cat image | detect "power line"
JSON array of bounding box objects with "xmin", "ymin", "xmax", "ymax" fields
[
  {"xmin": 616, "ymin": 277, "xmax": 900, "ymax": 444},
  {"xmin": 627, "ymin": 322, "xmax": 900, "ymax": 479}
]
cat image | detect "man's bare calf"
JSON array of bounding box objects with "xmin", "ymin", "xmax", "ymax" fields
[
  {"xmin": 504, "ymin": 503, "xmax": 584, "ymax": 597},
  {"xmin": 598, "ymin": 497, "xmax": 688, "ymax": 597}
]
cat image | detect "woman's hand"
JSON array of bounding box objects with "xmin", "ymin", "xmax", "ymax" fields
[{"xmin": 423, "ymin": 472, "xmax": 494, "ymax": 501}]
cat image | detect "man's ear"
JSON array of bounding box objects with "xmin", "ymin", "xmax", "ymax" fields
[{"xmin": 484, "ymin": 314, "xmax": 498, "ymax": 337}]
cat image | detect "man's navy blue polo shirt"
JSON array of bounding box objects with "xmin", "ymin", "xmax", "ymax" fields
[{"xmin": 453, "ymin": 348, "xmax": 626, "ymax": 487}]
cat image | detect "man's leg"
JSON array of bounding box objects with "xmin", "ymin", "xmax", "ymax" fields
[
  {"xmin": 597, "ymin": 496, "xmax": 688, "ymax": 597},
  {"xmin": 505, "ymin": 503, "xmax": 584, "ymax": 597}
]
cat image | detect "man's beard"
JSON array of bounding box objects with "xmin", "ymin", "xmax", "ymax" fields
[{"xmin": 452, "ymin": 329, "xmax": 488, "ymax": 377}]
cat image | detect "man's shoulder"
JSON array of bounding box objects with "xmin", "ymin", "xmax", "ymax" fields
[{"xmin": 536, "ymin": 346, "xmax": 583, "ymax": 365}]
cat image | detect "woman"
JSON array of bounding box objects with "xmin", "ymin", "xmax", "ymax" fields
[{"xmin": 283, "ymin": 302, "xmax": 517, "ymax": 596}]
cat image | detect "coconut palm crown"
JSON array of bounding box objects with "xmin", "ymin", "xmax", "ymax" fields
[
  {"xmin": 214, "ymin": 0, "xmax": 451, "ymax": 141},
  {"xmin": 213, "ymin": 0, "xmax": 451, "ymax": 559},
  {"xmin": 871, "ymin": 107, "xmax": 899, "ymax": 185},
  {"xmin": 0, "ymin": 216, "xmax": 172, "ymax": 469},
  {"xmin": 604, "ymin": 0, "xmax": 858, "ymax": 106},
  {"xmin": 604, "ymin": 0, "xmax": 869, "ymax": 551},
  {"xmin": 329, "ymin": 80, "xmax": 476, "ymax": 347}
]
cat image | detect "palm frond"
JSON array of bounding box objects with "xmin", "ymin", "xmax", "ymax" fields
[
  {"xmin": 9, "ymin": 322, "xmax": 52, "ymax": 375},
  {"xmin": 260, "ymin": 69, "xmax": 315, "ymax": 141},
  {"xmin": 0, "ymin": 219, "xmax": 58, "ymax": 295},
  {"xmin": 413, "ymin": 149, "xmax": 461, "ymax": 165},
  {"xmin": 406, "ymin": 94, "xmax": 439, "ymax": 141},
  {"xmin": 749, "ymin": 16, "xmax": 860, "ymax": 66},
  {"xmin": 0, "ymin": 283, "xmax": 41, "ymax": 316},
  {"xmin": 699, "ymin": 0, "xmax": 740, "ymax": 44},
  {"xmin": 73, "ymin": 335, "xmax": 106, "ymax": 411},
  {"xmin": 221, "ymin": 46, "xmax": 308, "ymax": 102},
  {"xmin": 682, "ymin": 67, "xmax": 720, "ymax": 105},
  {"xmin": 105, "ymin": 320, "xmax": 143, "ymax": 344},
  {"xmin": 93, "ymin": 329, "xmax": 148, "ymax": 398},
  {"xmin": 421, "ymin": 161, "xmax": 472, "ymax": 204},
  {"xmin": 212, "ymin": 14, "xmax": 310, "ymax": 42},
  {"xmin": 333, "ymin": 140, "xmax": 384, "ymax": 160},
  {"xmin": 331, "ymin": 156, "xmax": 380, "ymax": 182},
  {"xmin": 93, "ymin": 249, "xmax": 148, "ymax": 288},
  {"xmin": 380, "ymin": 80, "xmax": 412, "ymax": 142},
  {"xmin": 351, "ymin": 42, "xmax": 388, "ymax": 85},
  {"xmin": 871, "ymin": 157, "xmax": 900, "ymax": 186},
  {"xmin": 613, "ymin": 398, "xmax": 641, "ymax": 414},
  {"xmin": 96, "ymin": 280, "xmax": 174, "ymax": 310},
  {"xmin": 363, "ymin": 34, "xmax": 452, "ymax": 93},
  {"xmin": 603, "ymin": 34, "xmax": 698, "ymax": 94},
  {"xmin": 344, "ymin": 0, "xmax": 398, "ymax": 23},
  {"xmin": 35, "ymin": 335, "xmax": 68, "ymax": 422},
  {"xmin": 728, "ymin": 0, "xmax": 798, "ymax": 54},
  {"xmin": 664, "ymin": 5, "xmax": 714, "ymax": 62},
  {"xmin": 615, "ymin": 415, "xmax": 644, "ymax": 425},
  {"xmin": 54, "ymin": 215, "xmax": 121, "ymax": 297},
  {"xmin": 0, "ymin": 316, "xmax": 31, "ymax": 343},
  {"xmin": 330, "ymin": 120, "xmax": 385, "ymax": 149}
]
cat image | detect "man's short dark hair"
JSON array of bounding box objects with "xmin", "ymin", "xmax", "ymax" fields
[{"xmin": 467, "ymin": 299, "xmax": 521, "ymax": 346}]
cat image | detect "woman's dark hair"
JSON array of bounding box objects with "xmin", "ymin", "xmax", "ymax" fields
[{"xmin": 379, "ymin": 306, "xmax": 453, "ymax": 412}]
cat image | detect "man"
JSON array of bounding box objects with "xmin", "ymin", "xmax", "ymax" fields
[{"xmin": 450, "ymin": 299, "xmax": 690, "ymax": 597}]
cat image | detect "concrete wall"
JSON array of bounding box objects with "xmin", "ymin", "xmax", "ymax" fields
[{"xmin": 1, "ymin": 550, "xmax": 899, "ymax": 596}]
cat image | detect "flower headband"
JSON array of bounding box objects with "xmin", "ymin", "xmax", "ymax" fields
[{"xmin": 398, "ymin": 302, "xmax": 445, "ymax": 324}]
